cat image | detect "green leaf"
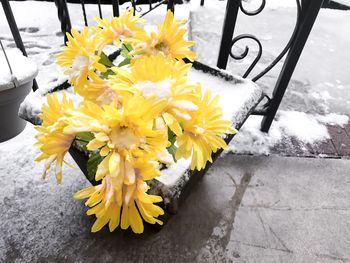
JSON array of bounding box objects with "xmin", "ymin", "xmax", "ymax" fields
[
  {"xmin": 167, "ymin": 128, "xmax": 177, "ymax": 161},
  {"xmin": 167, "ymin": 144, "xmax": 177, "ymax": 161},
  {"xmin": 76, "ymin": 132, "xmax": 94, "ymax": 142},
  {"xmin": 121, "ymin": 43, "xmax": 133, "ymax": 58},
  {"xmin": 100, "ymin": 69, "xmax": 114, "ymax": 79},
  {"xmin": 99, "ymin": 52, "xmax": 115, "ymax": 67},
  {"xmin": 75, "ymin": 132, "xmax": 94, "ymax": 151},
  {"xmin": 118, "ymin": 57, "xmax": 131, "ymax": 67},
  {"xmin": 168, "ymin": 129, "xmax": 176, "ymax": 144},
  {"xmin": 87, "ymin": 153, "xmax": 104, "ymax": 182}
]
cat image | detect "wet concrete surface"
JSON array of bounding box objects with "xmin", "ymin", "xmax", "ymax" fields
[{"xmin": 1, "ymin": 126, "xmax": 350, "ymax": 262}]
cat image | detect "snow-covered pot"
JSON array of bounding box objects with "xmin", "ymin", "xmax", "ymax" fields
[
  {"xmin": 0, "ymin": 48, "xmax": 38, "ymax": 142},
  {"xmin": 19, "ymin": 60, "xmax": 264, "ymax": 215}
]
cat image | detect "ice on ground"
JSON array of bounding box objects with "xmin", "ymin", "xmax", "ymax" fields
[{"xmin": 0, "ymin": 48, "xmax": 38, "ymax": 91}]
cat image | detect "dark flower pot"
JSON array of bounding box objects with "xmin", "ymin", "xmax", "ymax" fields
[
  {"xmin": 0, "ymin": 48, "xmax": 38, "ymax": 142},
  {"xmin": 0, "ymin": 80, "xmax": 33, "ymax": 142}
]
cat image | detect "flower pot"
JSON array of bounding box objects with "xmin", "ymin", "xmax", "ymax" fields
[
  {"xmin": 0, "ymin": 48, "xmax": 38, "ymax": 142},
  {"xmin": 19, "ymin": 60, "xmax": 264, "ymax": 217}
]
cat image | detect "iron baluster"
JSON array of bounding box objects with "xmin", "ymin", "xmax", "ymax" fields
[
  {"xmin": 0, "ymin": 0, "xmax": 38, "ymax": 91},
  {"xmin": 167, "ymin": 0, "xmax": 175, "ymax": 13},
  {"xmin": 217, "ymin": 0, "xmax": 240, "ymax": 69},
  {"xmin": 252, "ymin": 0, "xmax": 302, "ymax": 82},
  {"xmin": 97, "ymin": 0, "xmax": 103, "ymax": 18},
  {"xmin": 112, "ymin": 0, "xmax": 120, "ymax": 17},
  {"xmin": 54, "ymin": 0, "xmax": 72, "ymax": 43},
  {"xmin": 80, "ymin": 0, "xmax": 88, "ymax": 26},
  {"xmin": 260, "ymin": 0, "xmax": 325, "ymax": 132}
]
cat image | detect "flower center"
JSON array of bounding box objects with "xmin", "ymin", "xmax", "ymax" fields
[
  {"xmin": 111, "ymin": 26, "xmax": 132, "ymax": 39},
  {"xmin": 67, "ymin": 55, "xmax": 89, "ymax": 79},
  {"xmin": 154, "ymin": 41, "xmax": 170, "ymax": 54},
  {"xmin": 110, "ymin": 126, "xmax": 140, "ymax": 150}
]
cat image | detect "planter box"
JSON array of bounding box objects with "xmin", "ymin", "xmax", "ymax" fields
[
  {"xmin": 0, "ymin": 49, "xmax": 38, "ymax": 142},
  {"xmin": 19, "ymin": 61, "xmax": 263, "ymax": 216}
]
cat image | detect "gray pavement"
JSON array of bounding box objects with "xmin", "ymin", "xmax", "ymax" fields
[{"xmin": 1, "ymin": 126, "xmax": 350, "ymax": 262}]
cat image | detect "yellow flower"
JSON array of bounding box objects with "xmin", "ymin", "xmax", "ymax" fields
[
  {"xmin": 74, "ymin": 173, "xmax": 164, "ymax": 233},
  {"xmin": 132, "ymin": 10, "xmax": 196, "ymax": 61},
  {"xmin": 64, "ymin": 94, "xmax": 168, "ymax": 174},
  {"xmin": 93, "ymin": 8, "xmax": 146, "ymax": 47},
  {"xmin": 175, "ymin": 87, "xmax": 236, "ymax": 170},
  {"xmin": 56, "ymin": 28, "xmax": 107, "ymax": 92},
  {"xmin": 34, "ymin": 93, "xmax": 76, "ymax": 183},
  {"xmin": 110, "ymin": 54, "xmax": 199, "ymax": 136},
  {"xmin": 79, "ymin": 72, "xmax": 118, "ymax": 105}
]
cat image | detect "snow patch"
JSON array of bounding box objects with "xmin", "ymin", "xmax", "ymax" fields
[
  {"xmin": 158, "ymin": 158, "xmax": 191, "ymax": 186},
  {"xmin": 229, "ymin": 111, "xmax": 349, "ymax": 155},
  {"xmin": 0, "ymin": 48, "xmax": 38, "ymax": 91}
]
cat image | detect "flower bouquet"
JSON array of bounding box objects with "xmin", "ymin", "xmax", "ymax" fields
[{"xmin": 34, "ymin": 9, "xmax": 235, "ymax": 234}]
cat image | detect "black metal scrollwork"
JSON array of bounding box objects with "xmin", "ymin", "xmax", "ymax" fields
[
  {"xmin": 228, "ymin": 0, "xmax": 302, "ymax": 81},
  {"xmin": 239, "ymin": 0, "xmax": 266, "ymax": 16},
  {"xmin": 230, "ymin": 34, "xmax": 262, "ymax": 78}
]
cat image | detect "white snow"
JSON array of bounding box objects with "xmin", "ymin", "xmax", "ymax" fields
[
  {"xmin": 188, "ymin": 68, "xmax": 263, "ymax": 125},
  {"xmin": 0, "ymin": 48, "xmax": 38, "ymax": 91},
  {"xmin": 135, "ymin": 79, "xmax": 172, "ymax": 99},
  {"xmin": 228, "ymin": 111, "xmax": 350, "ymax": 155},
  {"xmin": 158, "ymin": 158, "xmax": 191, "ymax": 186},
  {"xmin": 332, "ymin": 0, "xmax": 350, "ymax": 7}
]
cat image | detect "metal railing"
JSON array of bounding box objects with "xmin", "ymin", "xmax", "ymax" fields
[
  {"xmin": 54, "ymin": 0, "xmax": 175, "ymax": 43},
  {"xmin": 210, "ymin": 0, "xmax": 324, "ymax": 132}
]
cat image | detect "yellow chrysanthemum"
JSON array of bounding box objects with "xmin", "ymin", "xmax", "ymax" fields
[
  {"xmin": 110, "ymin": 54, "xmax": 199, "ymax": 136},
  {"xmin": 64, "ymin": 94, "xmax": 168, "ymax": 169},
  {"xmin": 79, "ymin": 72, "xmax": 118, "ymax": 105},
  {"xmin": 34, "ymin": 93, "xmax": 76, "ymax": 183},
  {"xmin": 132, "ymin": 10, "xmax": 196, "ymax": 61},
  {"xmin": 64, "ymin": 95, "xmax": 167, "ymax": 233},
  {"xmin": 93, "ymin": 8, "xmax": 146, "ymax": 47},
  {"xmin": 175, "ymin": 86, "xmax": 236, "ymax": 170},
  {"xmin": 74, "ymin": 173, "xmax": 164, "ymax": 233},
  {"xmin": 56, "ymin": 28, "xmax": 107, "ymax": 92}
]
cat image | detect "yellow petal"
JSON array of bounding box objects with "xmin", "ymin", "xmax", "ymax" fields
[{"xmin": 129, "ymin": 202, "xmax": 144, "ymax": 234}]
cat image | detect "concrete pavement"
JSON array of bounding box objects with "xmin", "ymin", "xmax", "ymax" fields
[{"xmin": 1, "ymin": 126, "xmax": 350, "ymax": 262}]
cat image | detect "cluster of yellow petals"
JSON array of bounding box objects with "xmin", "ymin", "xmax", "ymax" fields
[
  {"xmin": 34, "ymin": 93, "xmax": 75, "ymax": 184},
  {"xmin": 34, "ymin": 8, "xmax": 234, "ymax": 234},
  {"xmin": 93, "ymin": 8, "xmax": 147, "ymax": 47},
  {"xmin": 132, "ymin": 10, "xmax": 197, "ymax": 61}
]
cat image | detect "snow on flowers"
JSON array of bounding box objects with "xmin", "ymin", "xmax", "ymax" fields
[{"xmin": 34, "ymin": 9, "xmax": 235, "ymax": 234}]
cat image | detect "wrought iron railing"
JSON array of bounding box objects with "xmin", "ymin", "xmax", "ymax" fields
[
  {"xmin": 204, "ymin": 0, "xmax": 324, "ymax": 132},
  {"xmin": 54, "ymin": 0, "xmax": 175, "ymax": 43}
]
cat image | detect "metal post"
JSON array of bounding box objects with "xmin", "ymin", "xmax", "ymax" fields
[
  {"xmin": 200, "ymin": 0, "xmax": 205, "ymax": 6},
  {"xmin": 80, "ymin": 0, "xmax": 88, "ymax": 26},
  {"xmin": 217, "ymin": 0, "xmax": 240, "ymax": 69},
  {"xmin": 260, "ymin": 0, "xmax": 324, "ymax": 132},
  {"xmin": 112, "ymin": 0, "xmax": 120, "ymax": 17},
  {"xmin": 1, "ymin": 0, "xmax": 38, "ymax": 91},
  {"xmin": 54, "ymin": 0, "xmax": 72, "ymax": 44},
  {"xmin": 167, "ymin": 0, "xmax": 175, "ymax": 13}
]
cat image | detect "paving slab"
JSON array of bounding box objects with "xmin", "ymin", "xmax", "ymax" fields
[{"xmin": 1, "ymin": 126, "xmax": 350, "ymax": 262}]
